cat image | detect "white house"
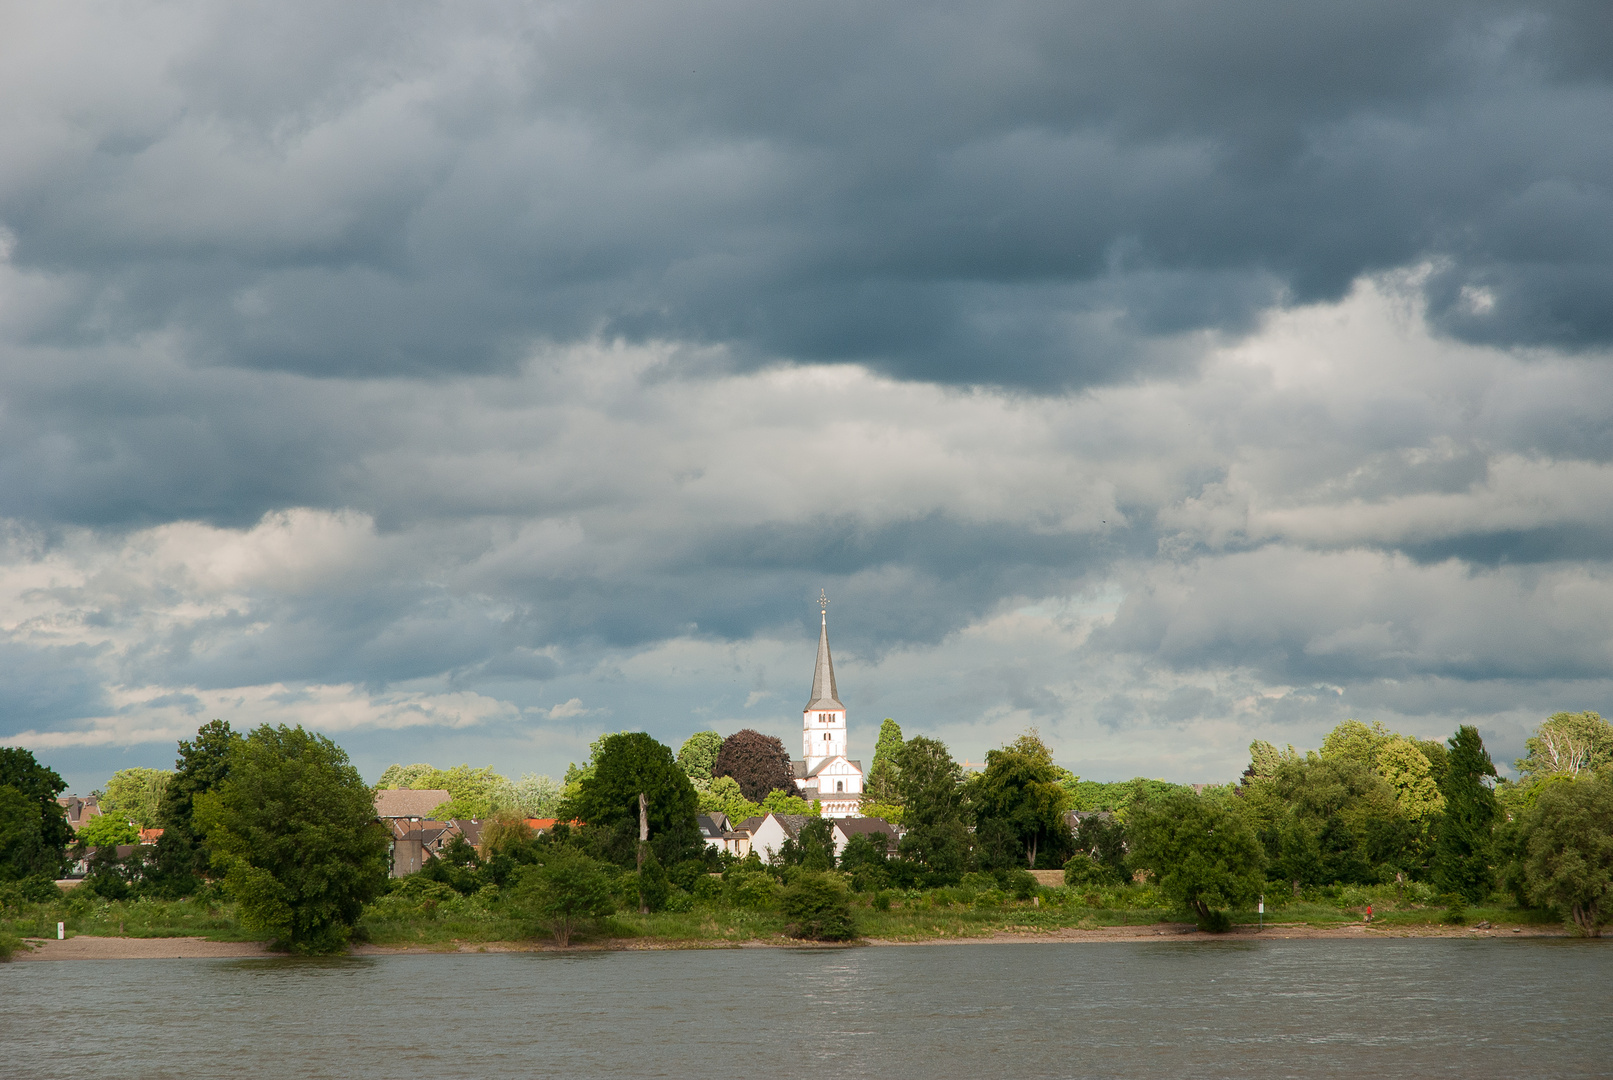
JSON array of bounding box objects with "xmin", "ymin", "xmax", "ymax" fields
[
  {"xmin": 791, "ymin": 593, "xmax": 865, "ymax": 818},
  {"xmin": 830, "ymin": 816, "xmax": 900, "ymax": 860},
  {"xmin": 740, "ymin": 812, "xmax": 812, "ymax": 863}
]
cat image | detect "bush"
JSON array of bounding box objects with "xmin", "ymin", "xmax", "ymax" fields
[
  {"xmin": 781, "ymin": 872, "xmax": 856, "ymax": 941},
  {"xmin": 725, "ymin": 871, "xmax": 781, "ymax": 911},
  {"xmin": 1063, "ymin": 856, "xmax": 1121, "ymax": 887},
  {"xmin": 691, "ymin": 875, "xmax": 724, "ymax": 905},
  {"xmin": 0, "ymin": 875, "xmax": 62, "ymax": 910},
  {"xmin": 1197, "ymin": 908, "xmax": 1232, "ymax": 933},
  {"xmin": 871, "ymin": 891, "xmax": 891, "ymax": 912},
  {"xmin": 999, "ymin": 868, "xmax": 1038, "ymax": 900},
  {"xmin": 636, "ymin": 851, "xmax": 670, "ymax": 913},
  {"xmin": 1442, "ymin": 894, "xmax": 1467, "ymax": 925},
  {"xmin": 849, "ymin": 865, "xmax": 889, "ymax": 894},
  {"xmin": 509, "ymin": 850, "xmax": 616, "ymax": 946}
]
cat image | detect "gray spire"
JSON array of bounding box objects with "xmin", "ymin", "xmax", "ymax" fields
[{"xmin": 805, "ymin": 608, "xmax": 843, "ymax": 711}]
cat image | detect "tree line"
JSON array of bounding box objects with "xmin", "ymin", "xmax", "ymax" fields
[{"xmin": 3, "ymin": 709, "xmax": 1610, "ymax": 950}]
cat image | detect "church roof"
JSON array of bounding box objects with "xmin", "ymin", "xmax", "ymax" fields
[
  {"xmin": 804, "ymin": 611, "xmax": 844, "ymax": 711},
  {"xmin": 794, "ymin": 758, "xmax": 863, "ymax": 778}
]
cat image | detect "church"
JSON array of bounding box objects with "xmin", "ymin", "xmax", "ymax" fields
[{"xmin": 791, "ymin": 593, "xmax": 865, "ymax": 818}]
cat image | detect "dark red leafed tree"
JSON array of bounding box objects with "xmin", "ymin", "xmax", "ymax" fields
[{"xmin": 713, "ymin": 729, "xmax": 796, "ymax": 803}]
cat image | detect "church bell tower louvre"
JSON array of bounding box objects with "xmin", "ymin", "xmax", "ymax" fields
[{"xmin": 793, "ymin": 590, "xmax": 864, "ymax": 818}]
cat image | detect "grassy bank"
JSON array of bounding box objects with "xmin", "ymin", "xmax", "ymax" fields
[{"xmin": 0, "ymin": 880, "xmax": 1565, "ymax": 956}]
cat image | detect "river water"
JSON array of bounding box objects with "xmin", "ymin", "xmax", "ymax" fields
[{"xmin": 4, "ymin": 938, "xmax": 1609, "ymax": 1078}]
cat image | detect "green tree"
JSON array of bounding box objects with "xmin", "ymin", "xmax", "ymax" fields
[
  {"xmin": 1376, "ymin": 736, "xmax": 1445, "ymax": 823},
  {"xmin": 1243, "ymin": 739, "xmax": 1298, "ymax": 785},
  {"xmin": 491, "ymin": 773, "xmax": 562, "ymax": 818},
  {"xmin": 865, "ymin": 718, "xmax": 904, "ymax": 804},
  {"xmin": 779, "ymin": 816, "xmax": 836, "ymax": 870},
  {"xmin": 699, "ymin": 775, "xmax": 761, "ymax": 824},
  {"xmin": 1320, "ymin": 719, "xmax": 1394, "ymax": 769},
  {"xmin": 1520, "ymin": 774, "xmax": 1613, "ymax": 936},
  {"xmin": 894, "ymin": 736, "xmax": 970, "ymax": 878},
  {"xmin": 0, "ymin": 747, "xmax": 72, "ymax": 882},
  {"xmin": 1433, "ymin": 725, "xmax": 1500, "ymax": 903},
  {"xmin": 780, "ymin": 871, "xmax": 856, "ymax": 941},
  {"xmin": 152, "ymin": 719, "xmax": 240, "ymax": 896},
  {"xmin": 421, "ymin": 765, "xmax": 506, "ymax": 819},
  {"xmin": 99, "ymin": 767, "xmax": 172, "ymax": 829},
  {"xmin": 510, "ymin": 848, "xmax": 617, "ymax": 945},
  {"xmin": 1064, "ymin": 813, "xmax": 1127, "ymax": 885},
  {"xmin": 1516, "ymin": 711, "xmax": 1613, "ymax": 784},
  {"xmin": 969, "ymin": 731, "xmax": 1072, "ymax": 869},
  {"xmin": 194, "ymin": 725, "xmax": 389, "ymax": 954},
  {"xmin": 1130, "ymin": 791, "xmax": 1264, "ymax": 931},
  {"xmin": 559, "ymin": 732, "xmax": 702, "ymax": 866},
  {"xmin": 676, "ymin": 730, "xmax": 723, "ymax": 786},
  {"xmin": 376, "ymin": 763, "xmax": 438, "ymax": 790},
  {"xmin": 75, "ymin": 814, "xmax": 139, "ymax": 849},
  {"xmin": 1266, "ymin": 755, "xmax": 1411, "ymax": 885}
]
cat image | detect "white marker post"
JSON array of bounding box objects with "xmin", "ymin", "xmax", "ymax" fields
[
  {"xmin": 1258, "ymin": 896, "xmax": 1264, "ymax": 932},
  {"xmin": 57, "ymin": 921, "xmax": 64, "ymax": 940}
]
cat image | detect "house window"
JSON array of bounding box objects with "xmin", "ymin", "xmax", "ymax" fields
[{"xmin": 836, "ymin": 781, "xmax": 844, "ymax": 793}]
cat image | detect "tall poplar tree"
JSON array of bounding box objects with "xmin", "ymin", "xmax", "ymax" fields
[
  {"xmin": 865, "ymin": 719, "xmax": 904, "ymax": 804},
  {"xmin": 1433, "ymin": 725, "xmax": 1499, "ymax": 902}
]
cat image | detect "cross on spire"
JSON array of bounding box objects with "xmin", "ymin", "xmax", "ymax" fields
[{"xmin": 818, "ymin": 588, "xmax": 830, "ymax": 619}]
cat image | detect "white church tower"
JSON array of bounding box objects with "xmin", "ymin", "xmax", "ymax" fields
[{"xmin": 793, "ymin": 590, "xmax": 864, "ymax": 817}]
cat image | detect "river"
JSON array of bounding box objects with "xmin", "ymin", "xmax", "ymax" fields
[{"xmin": 4, "ymin": 938, "xmax": 1609, "ymax": 1078}]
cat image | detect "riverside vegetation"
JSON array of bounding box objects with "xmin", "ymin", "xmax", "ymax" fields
[{"xmin": 3, "ymin": 712, "xmax": 1611, "ymax": 956}]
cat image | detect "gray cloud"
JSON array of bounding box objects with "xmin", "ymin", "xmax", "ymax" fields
[
  {"xmin": 3, "ymin": 2, "xmax": 1612, "ymax": 792},
  {"xmin": 4, "ymin": 0, "xmax": 1612, "ymax": 401}
]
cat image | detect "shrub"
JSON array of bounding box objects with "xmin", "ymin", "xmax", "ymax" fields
[
  {"xmin": 781, "ymin": 872, "xmax": 856, "ymax": 941},
  {"xmin": 1197, "ymin": 908, "xmax": 1232, "ymax": 933},
  {"xmin": 691, "ymin": 875, "xmax": 724, "ymax": 904},
  {"xmin": 725, "ymin": 871, "xmax": 781, "ymax": 911},
  {"xmin": 509, "ymin": 850, "xmax": 616, "ymax": 946},
  {"xmin": 1000, "ymin": 868, "xmax": 1038, "ymax": 900},
  {"xmin": 871, "ymin": 891, "xmax": 891, "ymax": 912},
  {"xmin": 1063, "ymin": 855, "xmax": 1120, "ymax": 887},
  {"xmin": 1442, "ymin": 894, "xmax": 1467, "ymax": 925}
]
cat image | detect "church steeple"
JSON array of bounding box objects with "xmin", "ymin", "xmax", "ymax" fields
[
  {"xmin": 795, "ymin": 590, "xmax": 862, "ymax": 817},
  {"xmin": 806, "ymin": 590, "xmax": 843, "ymax": 710}
]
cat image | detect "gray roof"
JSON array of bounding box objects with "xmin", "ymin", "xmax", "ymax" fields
[
  {"xmin": 697, "ymin": 813, "xmax": 729, "ymax": 838},
  {"xmin": 804, "ymin": 612, "xmax": 844, "ymax": 711},
  {"xmin": 738, "ymin": 812, "xmax": 812, "ymax": 840},
  {"xmin": 793, "ymin": 758, "xmax": 864, "ymax": 779},
  {"xmin": 374, "ymin": 789, "xmax": 452, "ymax": 818}
]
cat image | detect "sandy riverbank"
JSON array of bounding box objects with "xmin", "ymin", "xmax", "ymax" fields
[
  {"xmin": 10, "ymin": 921, "xmax": 1570, "ymax": 961},
  {"xmin": 14, "ymin": 936, "xmax": 274, "ymax": 961}
]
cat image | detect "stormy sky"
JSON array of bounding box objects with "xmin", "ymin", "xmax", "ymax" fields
[{"xmin": 3, "ymin": 0, "xmax": 1611, "ymax": 793}]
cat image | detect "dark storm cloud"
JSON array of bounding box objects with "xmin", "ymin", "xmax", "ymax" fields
[{"xmin": 5, "ymin": 0, "xmax": 1611, "ymax": 398}]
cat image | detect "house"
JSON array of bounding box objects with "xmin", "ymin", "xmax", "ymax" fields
[
  {"xmin": 789, "ymin": 595, "xmax": 865, "ymax": 818},
  {"xmin": 138, "ymin": 827, "xmax": 164, "ymax": 844},
  {"xmin": 718, "ymin": 825, "xmax": 753, "ymax": 859},
  {"xmin": 697, "ymin": 813, "xmax": 731, "ymax": 851},
  {"xmin": 739, "ymin": 812, "xmax": 812, "ymax": 864},
  {"xmin": 57, "ymin": 796, "xmax": 102, "ymax": 832},
  {"xmin": 454, "ymin": 819, "xmax": 486, "ymax": 850},
  {"xmin": 830, "ymin": 816, "xmax": 900, "ymax": 861},
  {"xmin": 385, "ymin": 817, "xmax": 462, "ymax": 877},
  {"xmin": 374, "ymin": 788, "xmax": 453, "ymax": 821}
]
